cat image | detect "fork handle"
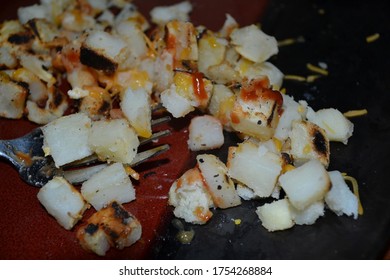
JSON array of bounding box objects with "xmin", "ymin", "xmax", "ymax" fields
[{"xmin": 0, "ymin": 140, "xmax": 20, "ymax": 169}]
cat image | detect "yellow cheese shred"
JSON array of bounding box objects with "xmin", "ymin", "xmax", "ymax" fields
[
  {"xmin": 306, "ymin": 63, "xmax": 329, "ymax": 76},
  {"xmin": 278, "ymin": 38, "xmax": 297, "ymax": 47},
  {"xmin": 125, "ymin": 165, "xmax": 140, "ymax": 180},
  {"xmin": 284, "ymin": 74, "xmax": 307, "ymax": 82},
  {"xmin": 343, "ymin": 174, "xmax": 364, "ymax": 215},
  {"xmin": 366, "ymin": 33, "xmax": 380, "ymax": 43},
  {"xmin": 343, "ymin": 109, "xmax": 368, "ymax": 118}
]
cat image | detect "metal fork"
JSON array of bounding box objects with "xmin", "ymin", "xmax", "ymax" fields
[{"xmin": 0, "ymin": 116, "xmax": 171, "ymax": 187}]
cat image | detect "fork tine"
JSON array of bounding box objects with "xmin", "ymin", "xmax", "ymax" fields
[
  {"xmin": 139, "ymin": 129, "xmax": 171, "ymax": 145},
  {"xmin": 63, "ymin": 116, "xmax": 171, "ymax": 169},
  {"xmin": 130, "ymin": 143, "xmax": 170, "ymax": 167},
  {"xmin": 63, "ymin": 144, "xmax": 170, "ymax": 184},
  {"xmin": 63, "ymin": 164, "xmax": 108, "ymax": 185},
  {"xmin": 151, "ymin": 115, "xmax": 171, "ymax": 126}
]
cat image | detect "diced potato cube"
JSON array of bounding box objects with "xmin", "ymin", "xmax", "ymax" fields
[
  {"xmin": 289, "ymin": 120, "xmax": 330, "ymax": 167},
  {"xmin": 290, "ymin": 200, "xmax": 325, "ymax": 225},
  {"xmin": 172, "ymin": 71, "xmax": 213, "ymax": 109},
  {"xmin": 230, "ymin": 78, "xmax": 282, "ymax": 141},
  {"xmin": 307, "ymin": 107, "xmax": 354, "ymax": 144},
  {"xmin": 168, "ymin": 167, "xmax": 213, "ymax": 224},
  {"xmin": 77, "ymin": 201, "xmax": 142, "ymax": 256},
  {"xmin": 197, "ymin": 154, "xmax": 241, "ymax": 209},
  {"xmin": 0, "ymin": 73, "xmax": 27, "ymax": 119},
  {"xmin": 198, "ymin": 32, "xmax": 227, "ymax": 73},
  {"xmin": 80, "ymin": 31, "xmax": 127, "ymax": 73},
  {"xmin": 236, "ymin": 183, "xmax": 258, "ymax": 200},
  {"xmin": 88, "ymin": 118, "xmax": 139, "ymax": 164},
  {"xmin": 325, "ymin": 171, "xmax": 358, "ymax": 219},
  {"xmin": 230, "ymin": 24, "xmax": 278, "ymax": 63},
  {"xmin": 165, "ymin": 20, "xmax": 198, "ymax": 61},
  {"xmin": 150, "ymin": 1, "xmax": 192, "ymax": 25},
  {"xmin": 279, "ymin": 159, "xmax": 331, "ymax": 210},
  {"xmin": 18, "ymin": 4, "xmax": 48, "ymax": 24},
  {"xmin": 256, "ymin": 199, "xmax": 295, "ymax": 232},
  {"xmin": 37, "ymin": 177, "xmax": 88, "ymax": 230},
  {"xmin": 115, "ymin": 21, "xmax": 148, "ymax": 65},
  {"xmin": 208, "ymin": 84, "xmax": 235, "ymax": 129},
  {"xmin": 77, "ymin": 224, "xmax": 110, "ymax": 256},
  {"xmin": 236, "ymin": 60, "xmax": 284, "ymax": 90},
  {"xmin": 160, "ymin": 85, "xmax": 195, "ymax": 118},
  {"xmin": 188, "ymin": 115, "xmax": 224, "ymax": 151},
  {"xmin": 81, "ymin": 163, "xmax": 136, "ymax": 211},
  {"xmin": 42, "ymin": 113, "xmax": 93, "ymax": 167},
  {"xmin": 0, "ymin": 44, "xmax": 18, "ymax": 69},
  {"xmin": 120, "ymin": 87, "xmax": 152, "ymax": 138},
  {"xmin": 228, "ymin": 141, "xmax": 282, "ymax": 197},
  {"xmin": 274, "ymin": 95, "xmax": 307, "ymax": 141}
]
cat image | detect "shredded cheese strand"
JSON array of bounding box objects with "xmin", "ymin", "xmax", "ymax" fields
[
  {"xmin": 306, "ymin": 63, "xmax": 329, "ymax": 76},
  {"xmin": 343, "ymin": 175, "xmax": 364, "ymax": 215},
  {"xmin": 278, "ymin": 38, "xmax": 297, "ymax": 47},
  {"xmin": 343, "ymin": 109, "xmax": 368, "ymax": 118},
  {"xmin": 284, "ymin": 74, "xmax": 306, "ymax": 82},
  {"xmin": 366, "ymin": 33, "xmax": 380, "ymax": 43}
]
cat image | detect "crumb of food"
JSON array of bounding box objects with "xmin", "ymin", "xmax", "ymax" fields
[{"xmin": 233, "ymin": 218, "xmax": 242, "ymax": 225}]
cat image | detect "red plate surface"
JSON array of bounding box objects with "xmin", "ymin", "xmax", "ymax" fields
[{"xmin": 0, "ymin": 0, "xmax": 268, "ymax": 259}]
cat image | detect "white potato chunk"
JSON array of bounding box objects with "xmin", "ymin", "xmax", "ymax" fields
[
  {"xmin": 0, "ymin": 44, "xmax": 18, "ymax": 69},
  {"xmin": 274, "ymin": 95, "xmax": 307, "ymax": 141},
  {"xmin": 230, "ymin": 78, "xmax": 282, "ymax": 141},
  {"xmin": 160, "ymin": 85, "xmax": 195, "ymax": 118},
  {"xmin": 150, "ymin": 1, "xmax": 192, "ymax": 25},
  {"xmin": 88, "ymin": 118, "xmax": 139, "ymax": 164},
  {"xmin": 18, "ymin": 53, "xmax": 54, "ymax": 84},
  {"xmin": 77, "ymin": 201, "xmax": 142, "ymax": 256},
  {"xmin": 81, "ymin": 163, "xmax": 136, "ymax": 211},
  {"xmin": 168, "ymin": 167, "xmax": 213, "ymax": 224},
  {"xmin": 78, "ymin": 227, "xmax": 110, "ymax": 257},
  {"xmin": 228, "ymin": 141, "xmax": 282, "ymax": 197},
  {"xmin": 120, "ymin": 87, "xmax": 152, "ymax": 138},
  {"xmin": 289, "ymin": 120, "xmax": 330, "ymax": 167},
  {"xmin": 236, "ymin": 183, "xmax": 258, "ymax": 200},
  {"xmin": 172, "ymin": 71, "xmax": 213, "ymax": 110},
  {"xmin": 116, "ymin": 20, "xmax": 148, "ymax": 67},
  {"xmin": 37, "ymin": 177, "xmax": 88, "ymax": 230},
  {"xmin": 0, "ymin": 73, "xmax": 27, "ymax": 119},
  {"xmin": 42, "ymin": 113, "xmax": 93, "ymax": 167},
  {"xmin": 307, "ymin": 107, "xmax": 354, "ymax": 144},
  {"xmin": 83, "ymin": 30, "xmax": 126, "ymax": 63},
  {"xmin": 165, "ymin": 20, "xmax": 198, "ymax": 61},
  {"xmin": 188, "ymin": 115, "xmax": 224, "ymax": 151},
  {"xmin": 197, "ymin": 154, "xmax": 241, "ymax": 209},
  {"xmin": 236, "ymin": 60, "xmax": 284, "ymax": 90},
  {"xmin": 256, "ymin": 199, "xmax": 295, "ymax": 232},
  {"xmin": 279, "ymin": 159, "xmax": 331, "ymax": 210},
  {"xmin": 18, "ymin": 4, "xmax": 48, "ymax": 24},
  {"xmin": 198, "ymin": 32, "xmax": 227, "ymax": 73},
  {"xmin": 219, "ymin": 13, "xmax": 238, "ymax": 38},
  {"xmin": 290, "ymin": 200, "xmax": 325, "ymax": 225},
  {"xmin": 208, "ymin": 84, "xmax": 235, "ymax": 129},
  {"xmin": 325, "ymin": 171, "xmax": 358, "ymax": 219},
  {"xmin": 230, "ymin": 25, "xmax": 278, "ymax": 63}
]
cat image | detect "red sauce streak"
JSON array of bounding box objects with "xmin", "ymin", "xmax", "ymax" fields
[
  {"xmin": 240, "ymin": 78, "xmax": 283, "ymax": 108},
  {"xmin": 192, "ymin": 72, "xmax": 208, "ymax": 102},
  {"xmin": 230, "ymin": 111, "xmax": 240, "ymax": 124}
]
